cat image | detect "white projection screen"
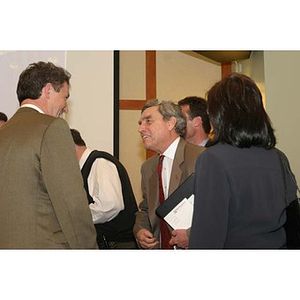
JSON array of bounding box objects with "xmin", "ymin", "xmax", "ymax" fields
[{"xmin": 0, "ymin": 51, "xmax": 118, "ymax": 157}]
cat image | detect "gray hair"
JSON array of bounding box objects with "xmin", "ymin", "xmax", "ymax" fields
[{"xmin": 142, "ymin": 99, "xmax": 186, "ymax": 137}]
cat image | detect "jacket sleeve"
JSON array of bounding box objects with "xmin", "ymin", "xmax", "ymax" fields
[
  {"xmin": 40, "ymin": 118, "xmax": 98, "ymax": 249},
  {"xmin": 133, "ymin": 165, "xmax": 152, "ymax": 236}
]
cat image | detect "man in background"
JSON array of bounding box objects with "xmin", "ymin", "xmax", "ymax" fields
[
  {"xmin": 71, "ymin": 128, "xmax": 138, "ymax": 249},
  {"xmin": 0, "ymin": 61, "xmax": 97, "ymax": 249},
  {"xmin": 133, "ymin": 99, "xmax": 205, "ymax": 249},
  {"xmin": 178, "ymin": 96, "xmax": 212, "ymax": 147},
  {"xmin": 0, "ymin": 112, "xmax": 8, "ymax": 128}
]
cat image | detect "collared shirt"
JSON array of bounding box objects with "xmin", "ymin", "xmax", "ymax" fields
[
  {"xmin": 161, "ymin": 136, "xmax": 180, "ymax": 197},
  {"xmin": 21, "ymin": 104, "xmax": 45, "ymax": 114},
  {"xmin": 200, "ymin": 138, "xmax": 209, "ymax": 147},
  {"xmin": 79, "ymin": 148, "xmax": 124, "ymax": 224}
]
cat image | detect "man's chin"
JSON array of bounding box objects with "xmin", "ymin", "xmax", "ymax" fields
[{"xmin": 143, "ymin": 141, "xmax": 152, "ymax": 151}]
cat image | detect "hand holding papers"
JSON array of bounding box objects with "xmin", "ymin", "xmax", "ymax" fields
[
  {"xmin": 164, "ymin": 194, "xmax": 194, "ymax": 229},
  {"xmin": 155, "ymin": 173, "xmax": 195, "ymax": 230}
]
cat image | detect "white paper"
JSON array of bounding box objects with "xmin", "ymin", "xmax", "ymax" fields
[{"xmin": 164, "ymin": 194, "xmax": 194, "ymax": 229}]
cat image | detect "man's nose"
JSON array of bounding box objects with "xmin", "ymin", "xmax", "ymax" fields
[{"xmin": 138, "ymin": 122, "xmax": 144, "ymax": 133}]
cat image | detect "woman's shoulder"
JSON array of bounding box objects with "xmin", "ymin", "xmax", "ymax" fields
[
  {"xmin": 199, "ymin": 143, "xmax": 245, "ymax": 164},
  {"xmin": 203, "ymin": 143, "xmax": 232, "ymax": 154}
]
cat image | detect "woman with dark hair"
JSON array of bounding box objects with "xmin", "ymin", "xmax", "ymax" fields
[{"xmin": 189, "ymin": 73, "xmax": 297, "ymax": 249}]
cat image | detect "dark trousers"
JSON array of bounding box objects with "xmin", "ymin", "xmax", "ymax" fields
[{"xmin": 97, "ymin": 235, "xmax": 138, "ymax": 249}]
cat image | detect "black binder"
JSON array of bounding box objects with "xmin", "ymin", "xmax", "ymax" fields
[{"xmin": 155, "ymin": 173, "xmax": 195, "ymax": 220}]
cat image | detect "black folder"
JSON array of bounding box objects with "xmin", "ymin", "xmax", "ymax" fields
[{"xmin": 155, "ymin": 173, "xmax": 195, "ymax": 220}]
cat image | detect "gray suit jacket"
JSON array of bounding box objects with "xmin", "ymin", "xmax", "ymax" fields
[
  {"xmin": 133, "ymin": 137, "xmax": 205, "ymax": 248},
  {"xmin": 0, "ymin": 108, "xmax": 98, "ymax": 249}
]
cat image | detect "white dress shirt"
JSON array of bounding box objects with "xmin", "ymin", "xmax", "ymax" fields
[
  {"xmin": 161, "ymin": 137, "xmax": 180, "ymax": 197},
  {"xmin": 79, "ymin": 148, "xmax": 124, "ymax": 224}
]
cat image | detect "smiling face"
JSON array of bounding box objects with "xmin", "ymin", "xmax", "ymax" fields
[
  {"xmin": 47, "ymin": 82, "xmax": 70, "ymax": 117},
  {"xmin": 138, "ymin": 106, "xmax": 177, "ymax": 154}
]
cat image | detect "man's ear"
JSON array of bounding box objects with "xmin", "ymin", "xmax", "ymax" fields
[
  {"xmin": 193, "ymin": 116, "xmax": 202, "ymax": 128},
  {"xmin": 42, "ymin": 83, "xmax": 53, "ymax": 99},
  {"xmin": 167, "ymin": 116, "xmax": 177, "ymax": 131}
]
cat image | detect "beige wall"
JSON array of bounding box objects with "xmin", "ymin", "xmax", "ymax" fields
[
  {"xmin": 238, "ymin": 51, "xmax": 265, "ymax": 104},
  {"xmin": 264, "ymin": 51, "xmax": 300, "ymax": 184},
  {"xmin": 239, "ymin": 51, "xmax": 300, "ymax": 184},
  {"xmin": 119, "ymin": 51, "xmax": 147, "ymax": 204},
  {"xmin": 120, "ymin": 109, "xmax": 145, "ymax": 203},
  {"xmin": 240, "ymin": 51, "xmax": 300, "ymax": 184},
  {"xmin": 156, "ymin": 51, "xmax": 221, "ymax": 100},
  {"xmin": 119, "ymin": 51, "xmax": 221, "ymax": 203},
  {"xmin": 65, "ymin": 51, "xmax": 114, "ymax": 153},
  {"xmin": 119, "ymin": 51, "xmax": 145, "ymax": 100}
]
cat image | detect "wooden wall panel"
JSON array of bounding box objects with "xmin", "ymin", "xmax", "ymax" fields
[{"xmin": 119, "ymin": 51, "xmax": 157, "ymax": 159}]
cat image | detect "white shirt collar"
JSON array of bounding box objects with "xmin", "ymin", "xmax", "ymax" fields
[
  {"xmin": 162, "ymin": 136, "xmax": 180, "ymax": 160},
  {"xmin": 160, "ymin": 137, "xmax": 180, "ymax": 197},
  {"xmin": 200, "ymin": 138, "xmax": 209, "ymax": 147},
  {"xmin": 21, "ymin": 104, "xmax": 45, "ymax": 114}
]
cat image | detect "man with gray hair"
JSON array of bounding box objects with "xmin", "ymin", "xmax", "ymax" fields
[{"xmin": 134, "ymin": 99, "xmax": 205, "ymax": 249}]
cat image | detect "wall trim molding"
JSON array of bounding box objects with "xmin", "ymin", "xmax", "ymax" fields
[{"xmin": 119, "ymin": 99, "xmax": 146, "ymax": 110}]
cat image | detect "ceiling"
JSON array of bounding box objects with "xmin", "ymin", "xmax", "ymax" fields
[{"xmin": 193, "ymin": 51, "xmax": 252, "ymax": 63}]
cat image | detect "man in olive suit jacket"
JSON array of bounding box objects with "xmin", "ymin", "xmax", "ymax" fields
[
  {"xmin": 0, "ymin": 61, "xmax": 97, "ymax": 249},
  {"xmin": 133, "ymin": 99, "xmax": 205, "ymax": 249}
]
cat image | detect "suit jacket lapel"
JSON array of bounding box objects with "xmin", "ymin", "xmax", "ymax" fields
[{"xmin": 148, "ymin": 155, "xmax": 160, "ymax": 226}]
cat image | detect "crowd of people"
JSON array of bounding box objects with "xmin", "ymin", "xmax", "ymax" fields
[{"xmin": 0, "ymin": 61, "xmax": 297, "ymax": 249}]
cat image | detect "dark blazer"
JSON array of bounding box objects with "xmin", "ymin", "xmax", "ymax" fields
[
  {"xmin": 0, "ymin": 108, "xmax": 98, "ymax": 249},
  {"xmin": 189, "ymin": 143, "xmax": 297, "ymax": 249},
  {"xmin": 133, "ymin": 137, "xmax": 205, "ymax": 248}
]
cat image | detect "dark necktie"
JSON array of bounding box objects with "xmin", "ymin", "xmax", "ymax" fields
[{"xmin": 158, "ymin": 155, "xmax": 172, "ymax": 249}]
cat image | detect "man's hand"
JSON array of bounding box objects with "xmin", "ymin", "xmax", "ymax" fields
[
  {"xmin": 136, "ymin": 228, "xmax": 159, "ymax": 249},
  {"xmin": 169, "ymin": 229, "xmax": 189, "ymax": 249}
]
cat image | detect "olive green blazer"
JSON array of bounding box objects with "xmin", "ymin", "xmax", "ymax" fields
[{"xmin": 0, "ymin": 108, "xmax": 97, "ymax": 249}]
